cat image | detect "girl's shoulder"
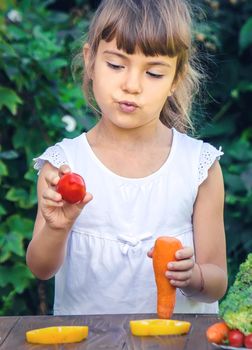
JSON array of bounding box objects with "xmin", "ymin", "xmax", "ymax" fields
[
  {"xmin": 33, "ymin": 133, "xmax": 87, "ymax": 173},
  {"xmin": 57, "ymin": 133, "xmax": 86, "ymax": 149},
  {"xmin": 174, "ymin": 128, "xmax": 202, "ymax": 148},
  {"xmin": 173, "ymin": 128, "xmax": 224, "ymax": 186},
  {"xmin": 174, "ymin": 128, "xmax": 223, "ymax": 158}
]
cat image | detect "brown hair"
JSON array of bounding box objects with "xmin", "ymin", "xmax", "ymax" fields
[{"xmin": 74, "ymin": 0, "xmax": 203, "ymax": 133}]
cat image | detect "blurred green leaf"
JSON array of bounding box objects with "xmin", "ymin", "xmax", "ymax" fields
[
  {"xmin": 225, "ymin": 193, "xmax": 238, "ymax": 205},
  {"xmin": 239, "ymin": 17, "xmax": 252, "ymax": 52},
  {"xmin": 24, "ymin": 168, "xmax": 37, "ymax": 183},
  {"xmin": 0, "ymin": 232, "xmax": 24, "ymax": 257},
  {"xmin": 0, "ymin": 205, "xmax": 7, "ymax": 216},
  {"xmin": 0, "ymin": 40, "xmax": 18, "ymax": 58},
  {"xmin": 5, "ymin": 214, "xmax": 33, "ymax": 239},
  {"xmin": 0, "ymin": 160, "xmax": 8, "ymax": 176},
  {"xmin": 6, "ymin": 187, "xmax": 29, "ymax": 202},
  {"xmin": 7, "ymin": 25, "xmax": 27, "ymax": 40},
  {"xmin": 0, "ymin": 214, "xmax": 33, "ymax": 262},
  {"xmin": 0, "ymin": 86, "xmax": 23, "ymax": 115},
  {"xmin": 0, "ymin": 264, "xmax": 34, "ymax": 293}
]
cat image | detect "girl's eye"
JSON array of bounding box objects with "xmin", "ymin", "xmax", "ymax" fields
[
  {"xmin": 106, "ymin": 62, "xmax": 124, "ymax": 70},
  {"xmin": 147, "ymin": 71, "xmax": 164, "ymax": 79}
]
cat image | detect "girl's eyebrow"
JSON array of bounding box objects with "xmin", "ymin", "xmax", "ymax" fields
[
  {"xmin": 103, "ymin": 50, "xmax": 127, "ymax": 59},
  {"xmin": 102, "ymin": 50, "xmax": 171, "ymax": 68}
]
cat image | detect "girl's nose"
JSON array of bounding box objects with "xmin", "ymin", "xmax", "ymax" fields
[{"xmin": 121, "ymin": 70, "xmax": 142, "ymax": 94}]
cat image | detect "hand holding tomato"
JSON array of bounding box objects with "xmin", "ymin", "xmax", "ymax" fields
[
  {"xmin": 56, "ymin": 172, "xmax": 86, "ymax": 204},
  {"xmin": 40, "ymin": 164, "xmax": 92, "ymax": 230}
]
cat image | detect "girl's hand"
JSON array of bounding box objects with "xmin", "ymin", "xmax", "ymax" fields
[
  {"xmin": 147, "ymin": 246, "xmax": 195, "ymax": 288},
  {"xmin": 40, "ymin": 164, "xmax": 93, "ymax": 230}
]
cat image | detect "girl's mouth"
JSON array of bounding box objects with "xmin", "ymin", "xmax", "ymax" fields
[{"xmin": 118, "ymin": 101, "xmax": 139, "ymax": 113}]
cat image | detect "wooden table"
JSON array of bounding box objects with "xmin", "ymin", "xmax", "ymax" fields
[{"xmin": 0, "ymin": 313, "xmax": 220, "ymax": 349}]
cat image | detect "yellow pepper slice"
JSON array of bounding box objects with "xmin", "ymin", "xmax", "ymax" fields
[
  {"xmin": 26, "ymin": 326, "xmax": 88, "ymax": 344},
  {"xmin": 130, "ymin": 319, "xmax": 191, "ymax": 336}
]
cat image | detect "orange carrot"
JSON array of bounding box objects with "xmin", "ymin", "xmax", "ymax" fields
[
  {"xmin": 152, "ymin": 236, "xmax": 183, "ymax": 319},
  {"xmin": 206, "ymin": 322, "xmax": 229, "ymax": 344}
]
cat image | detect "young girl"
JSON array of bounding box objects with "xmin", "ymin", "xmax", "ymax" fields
[{"xmin": 26, "ymin": 0, "xmax": 228, "ymax": 316}]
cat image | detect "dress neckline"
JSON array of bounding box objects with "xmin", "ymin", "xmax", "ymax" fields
[{"xmin": 82, "ymin": 128, "xmax": 178, "ymax": 183}]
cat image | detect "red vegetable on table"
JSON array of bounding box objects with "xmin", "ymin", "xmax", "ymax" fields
[
  {"xmin": 245, "ymin": 334, "xmax": 252, "ymax": 349},
  {"xmin": 228, "ymin": 329, "xmax": 244, "ymax": 348}
]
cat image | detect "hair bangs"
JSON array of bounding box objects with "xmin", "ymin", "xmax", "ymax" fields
[{"xmin": 100, "ymin": 3, "xmax": 188, "ymax": 58}]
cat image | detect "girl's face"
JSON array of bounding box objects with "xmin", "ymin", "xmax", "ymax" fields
[{"xmin": 84, "ymin": 39, "xmax": 177, "ymax": 130}]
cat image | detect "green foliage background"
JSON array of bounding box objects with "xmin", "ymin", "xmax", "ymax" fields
[{"xmin": 0, "ymin": 0, "xmax": 251, "ymax": 315}]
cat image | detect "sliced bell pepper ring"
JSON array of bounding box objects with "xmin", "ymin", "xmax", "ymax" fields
[
  {"xmin": 130, "ymin": 319, "xmax": 191, "ymax": 336},
  {"xmin": 26, "ymin": 326, "xmax": 88, "ymax": 344}
]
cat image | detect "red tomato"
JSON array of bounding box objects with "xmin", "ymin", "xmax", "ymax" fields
[
  {"xmin": 56, "ymin": 173, "xmax": 86, "ymax": 204},
  {"xmin": 228, "ymin": 330, "xmax": 244, "ymax": 347},
  {"xmin": 245, "ymin": 334, "xmax": 252, "ymax": 349}
]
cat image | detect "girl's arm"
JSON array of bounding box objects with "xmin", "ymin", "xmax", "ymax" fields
[
  {"xmin": 168, "ymin": 160, "xmax": 228, "ymax": 302},
  {"xmin": 26, "ymin": 162, "xmax": 92, "ymax": 280}
]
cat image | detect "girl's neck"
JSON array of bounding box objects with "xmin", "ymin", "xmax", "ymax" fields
[
  {"xmin": 86, "ymin": 119, "xmax": 173, "ymax": 179},
  {"xmin": 88, "ymin": 119, "xmax": 171, "ymax": 151}
]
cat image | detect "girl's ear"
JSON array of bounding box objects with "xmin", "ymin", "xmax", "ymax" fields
[
  {"xmin": 169, "ymin": 82, "xmax": 177, "ymax": 96},
  {"xmin": 83, "ymin": 43, "xmax": 92, "ymax": 79},
  {"xmin": 169, "ymin": 63, "xmax": 188, "ymax": 96},
  {"xmin": 169, "ymin": 85, "xmax": 176, "ymax": 96},
  {"xmin": 83, "ymin": 43, "xmax": 90, "ymax": 65}
]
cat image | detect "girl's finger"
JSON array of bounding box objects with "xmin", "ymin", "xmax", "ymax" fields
[
  {"xmin": 170, "ymin": 279, "xmax": 191, "ymax": 288},
  {"xmin": 59, "ymin": 164, "xmax": 71, "ymax": 176},
  {"xmin": 175, "ymin": 246, "xmax": 194, "ymax": 260},
  {"xmin": 166, "ymin": 269, "xmax": 192, "ymax": 282},
  {"xmin": 45, "ymin": 172, "xmax": 60, "ymax": 188},
  {"xmin": 76, "ymin": 192, "xmax": 93, "ymax": 209},
  {"xmin": 41, "ymin": 199, "xmax": 63, "ymax": 207},
  {"xmin": 147, "ymin": 247, "xmax": 154, "ymax": 258},
  {"xmin": 167, "ymin": 258, "xmax": 194, "ymax": 271},
  {"xmin": 42, "ymin": 188, "xmax": 62, "ymax": 202}
]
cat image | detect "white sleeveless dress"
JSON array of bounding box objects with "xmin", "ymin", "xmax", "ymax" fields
[{"xmin": 34, "ymin": 127, "xmax": 223, "ymax": 315}]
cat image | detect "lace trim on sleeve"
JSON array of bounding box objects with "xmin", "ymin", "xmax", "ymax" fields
[
  {"xmin": 33, "ymin": 145, "xmax": 68, "ymax": 174},
  {"xmin": 198, "ymin": 143, "xmax": 224, "ymax": 185}
]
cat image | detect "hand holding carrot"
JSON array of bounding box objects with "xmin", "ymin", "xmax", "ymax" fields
[
  {"xmin": 148, "ymin": 244, "xmax": 194, "ymax": 288},
  {"xmin": 165, "ymin": 246, "xmax": 194, "ymax": 288}
]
